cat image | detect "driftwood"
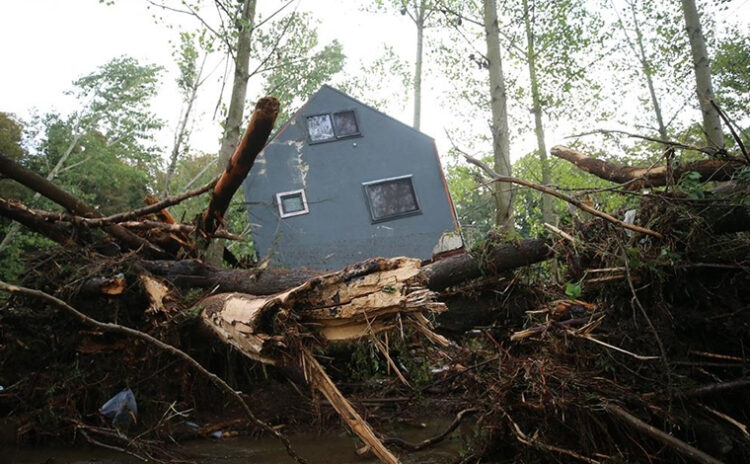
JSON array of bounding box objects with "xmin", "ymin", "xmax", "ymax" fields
[
  {"xmin": 550, "ymin": 145, "xmax": 741, "ymax": 190},
  {"xmin": 199, "ymin": 97, "xmax": 280, "ymax": 236}
]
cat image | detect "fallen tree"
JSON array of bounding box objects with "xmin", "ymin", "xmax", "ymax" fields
[{"xmin": 550, "ymin": 145, "xmax": 743, "ymax": 189}]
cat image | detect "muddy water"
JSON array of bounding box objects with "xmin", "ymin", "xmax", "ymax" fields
[{"xmin": 4, "ymin": 421, "xmax": 463, "ymax": 463}]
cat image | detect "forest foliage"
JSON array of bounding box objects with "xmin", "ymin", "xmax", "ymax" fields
[{"xmin": 1, "ymin": 0, "xmax": 748, "ymax": 278}]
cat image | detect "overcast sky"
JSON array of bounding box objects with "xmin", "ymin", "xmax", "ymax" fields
[
  {"xmin": 0, "ymin": 0, "xmax": 426, "ymax": 159},
  {"xmin": 1, "ymin": 0, "xmax": 748, "ymax": 165}
]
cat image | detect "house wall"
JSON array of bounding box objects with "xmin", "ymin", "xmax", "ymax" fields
[{"xmin": 243, "ymin": 86, "xmax": 460, "ymax": 270}]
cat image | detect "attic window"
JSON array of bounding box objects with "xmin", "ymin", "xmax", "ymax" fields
[
  {"xmin": 363, "ymin": 175, "xmax": 420, "ymax": 222},
  {"xmin": 306, "ymin": 114, "xmax": 335, "ymax": 142},
  {"xmin": 333, "ymin": 110, "xmax": 359, "ymax": 137},
  {"xmin": 276, "ymin": 189, "xmax": 309, "ymax": 218},
  {"xmin": 306, "ymin": 110, "xmax": 360, "ymax": 143}
]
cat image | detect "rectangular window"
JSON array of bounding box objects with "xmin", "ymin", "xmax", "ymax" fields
[
  {"xmin": 306, "ymin": 110, "xmax": 360, "ymax": 143},
  {"xmin": 276, "ymin": 189, "xmax": 309, "ymax": 218},
  {"xmin": 363, "ymin": 175, "xmax": 420, "ymax": 222},
  {"xmin": 333, "ymin": 110, "xmax": 359, "ymax": 137},
  {"xmin": 306, "ymin": 114, "xmax": 335, "ymax": 142}
]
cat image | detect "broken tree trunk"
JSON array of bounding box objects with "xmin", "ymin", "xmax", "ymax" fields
[
  {"xmin": 142, "ymin": 238, "xmax": 553, "ymax": 295},
  {"xmin": 199, "ymin": 97, "xmax": 280, "ymax": 236},
  {"xmin": 197, "ymin": 257, "xmax": 448, "ymax": 464},
  {"xmin": 550, "ymin": 145, "xmax": 740, "ymax": 190}
]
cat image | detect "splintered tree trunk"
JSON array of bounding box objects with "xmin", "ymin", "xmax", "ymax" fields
[
  {"xmin": 681, "ymin": 0, "xmax": 724, "ymax": 149},
  {"xmin": 484, "ymin": 0, "xmax": 514, "ymax": 231},
  {"xmin": 198, "ymin": 257, "xmax": 448, "ymax": 464},
  {"xmin": 199, "ymin": 97, "xmax": 279, "ymax": 236}
]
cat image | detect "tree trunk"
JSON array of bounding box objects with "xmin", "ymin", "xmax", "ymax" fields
[
  {"xmin": 164, "ymin": 53, "xmax": 208, "ymax": 197},
  {"xmin": 522, "ymin": 0, "xmax": 552, "ymax": 228},
  {"xmin": 413, "ymin": 1, "xmax": 425, "ymax": 131},
  {"xmin": 142, "ymin": 238, "xmax": 553, "ymax": 295},
  {"xmin": 484, "ymin": 0, "xmax": 514, "ymax": 231},
  {"xmin": 681, "ymin": 0, "xmax": 724, "ymax": 149},
  {"xmin": 0, "ymin": 153, "xmax": 165, "ymax": 257},
  {"xmin": 206, "ymin": 0, "xmax": 257, "ymax": 264},
  {"xmin": 629, "ymin": 2, "xmax": 668, "ymax": 140}
]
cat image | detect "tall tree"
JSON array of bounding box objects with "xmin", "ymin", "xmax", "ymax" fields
[
  {"xmin": 163, "ymin": 30, "xmax": 211, "ymax": 197},
  {"xmin": 484, "ymin": 0, "xmax": 513, "ymax": 231},
  {"xmin": 0, "ymin": 56, "xmax": 163, "ymax": 252},
  {"xmin": 373, "ymin": 1, "xmax": 445, "ymax": 130},
  {"xmin": 515, "ymin": 0, "xmax": 602, "ymax": 228},
  {"xmin": 681, "ymin": 0, "xmax": 724, "ymax": 149},
  {"xmin": 605, "ymin": 0, "xmax": 694, "ymax": 143}
]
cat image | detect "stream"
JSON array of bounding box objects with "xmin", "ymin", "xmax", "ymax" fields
[{"xmin": 4, "ymin": 419, "xmax": 465, "ymax": 464}]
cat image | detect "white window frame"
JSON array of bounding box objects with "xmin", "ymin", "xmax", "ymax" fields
[
  {"xmin": 276, "ymin": 189, "xmax": 309, "ymax": 218},
  {"xmin": 362, "ymin": 174, "xmax": 421, "ymax": 223}
]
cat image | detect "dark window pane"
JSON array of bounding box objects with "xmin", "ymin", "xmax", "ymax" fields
[
  {"xmin": 281, "ymin": 193, "xmax": 304, "ymax": 214},
  {"xmin": 333, "ymin": 111, "xmax": 359, "ymax": 137},
  {"xmin": 364, "ymin": 177, "xmax": 419, "ymax": 221},
  {"xmin": 307, "ymin": 114, "xmax": 334, "ymax": 142}
]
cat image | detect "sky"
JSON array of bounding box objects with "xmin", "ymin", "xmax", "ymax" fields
[
  {"xmin": 1, "ymin": 0, "xmax": 749, "ymax": 167},
  {"xmin": 0, "ymin": 0, "xmax": 428, "ymax": 160}
]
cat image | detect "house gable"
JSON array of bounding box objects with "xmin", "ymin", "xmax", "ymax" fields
[{"xmin": 243, "ymin": 85, "xmax": 461, "ymax": 270}]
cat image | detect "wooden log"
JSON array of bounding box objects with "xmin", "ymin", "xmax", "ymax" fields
[
  {"xmin": 550, "ymin": 145, "xmax": 740, "ymax": 190},
  {"xmin": 142, "ymin": 238, "xmax": 554, "ymax": 295},
  {"xmin": 423, "ymin": 238, "xmax": 552, "ymax": 290},
  {"xmin": 199, "ymin": 97, "xmax": 280, "ymax": 235},
  {"xmin": 0, "ymin": 153, "xmax": 166, "ymax": 257}
]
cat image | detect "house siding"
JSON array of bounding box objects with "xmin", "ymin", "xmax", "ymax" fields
[{"xmin": 243, "ymin": 86, "xmax": 460, "ymax": 270}]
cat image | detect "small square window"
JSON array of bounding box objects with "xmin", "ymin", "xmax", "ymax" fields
[
  {"xmin": 333, "ymin": 110, "xmax": 359, "ymax": 137},
  {"xmin": 276, "ymin": 189, "xmax": 309, "ymax": 218},
  {"xmin": 363, "ymin": 176, "xmax": 420, "ymax": 222},
  {"xmin": 306, "ymin": 114, "xmax": 335, "ymax": 142}
]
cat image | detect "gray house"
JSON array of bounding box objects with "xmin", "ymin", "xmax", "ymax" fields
[{"xmin": 243, "ymin": 85, "xmax": 462, "ymax": 270}]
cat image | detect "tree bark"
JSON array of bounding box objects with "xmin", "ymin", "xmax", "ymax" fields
[
  {"xmin": 550, "ymin": 145, "xmax": 739, "ymax": 189},
  {"xmin": 484, "ymin": 0, "xmax": 514, "ymax": 231},
  {"xmin": 0, "ymin": 198, "xmax": 78, "ymax": 247},
  {"xmin": 164, "ymin": 53, "xmax": 208, "ymax": 197},
  {"xmin": 681, "ymin": 0, "xmax": 724, "ymax": 149},
  {"xmin": 199, "ymin": 97, "xmax": 279, "ymax": 236}
]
